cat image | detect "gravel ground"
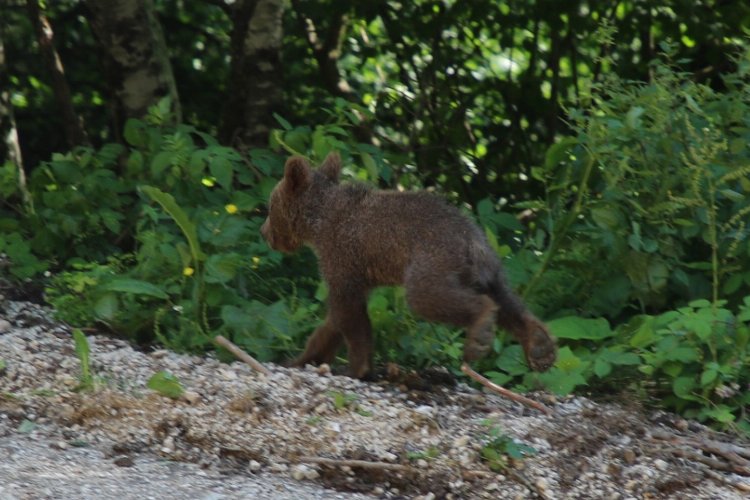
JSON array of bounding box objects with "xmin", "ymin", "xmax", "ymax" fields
[{"xmin": 0, "ymin": 299, "xmax": 748, "ymax": 499}]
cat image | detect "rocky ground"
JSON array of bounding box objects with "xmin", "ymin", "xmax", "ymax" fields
[{"xmin": 0, "ymin": 299, "xmax": 749, "ymax": 499}]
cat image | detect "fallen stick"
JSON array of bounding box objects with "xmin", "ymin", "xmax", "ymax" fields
[
  {"xmin": 298, "ymin": 455, "xmax": 412, "ymax": 473},
  {"xmin": 651, "ymin": 429, "xmax": 750, "ymax": 470},
  {"xmin": 214, "ymin": 335, "xmax": 271, "ymax": 376},
  {"xmin": 461, "ymin": 363, "xmax": 552, "ymax": 415},
  {"xmin": 668, "ymin": 447, "xmax": 750, "ymax": 476}
]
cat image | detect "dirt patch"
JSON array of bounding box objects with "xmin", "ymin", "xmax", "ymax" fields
[{"xmin": 1, "ymin": 300, "xmax": 749, "ymax": 499}]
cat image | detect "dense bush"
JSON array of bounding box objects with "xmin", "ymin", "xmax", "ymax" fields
[{"xmin": 1, "ymin": 53, "xmax": 749, "ymax": 433}]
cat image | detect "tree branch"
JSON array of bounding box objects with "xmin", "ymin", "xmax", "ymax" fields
[{"xmin": 26, "ymin": 0, "xmax": 88, "ymax": 147}]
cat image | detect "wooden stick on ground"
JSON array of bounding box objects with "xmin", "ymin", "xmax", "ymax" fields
[
  {"xmin": 461, "ymin": 363, "xmax": 552, "ymax": 415},
  {"xmin": 214, "ymin": 335, "xmax": 271, "ymax": 376},
  {"xmin": 298, "ymin": 455, "xmax": 412, "ymax": 473}
]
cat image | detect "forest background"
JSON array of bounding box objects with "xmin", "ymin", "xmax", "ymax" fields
[{"xmin": 1, "ymin": 0, "xmax": 749, "ymax": 433}]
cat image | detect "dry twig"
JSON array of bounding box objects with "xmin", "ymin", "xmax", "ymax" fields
[
  {"xmin": 651, "ymin": 429, "xmax": 750, "ymax": 476},
  {"xmin": 461, "ymin": 363, "xmax": 552, "ymax": 415},
  {"xmin": 298, "ymin": 455, "xmax": 412, "ymax": 473},
  {"xmin": 214, "ymin": 335, "xmax": 271, "ymax": 375}
]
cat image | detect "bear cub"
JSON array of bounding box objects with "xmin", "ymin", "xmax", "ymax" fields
[{"xmin": 261, "ymin": 152, "xmax": 556, "ymax": 379}]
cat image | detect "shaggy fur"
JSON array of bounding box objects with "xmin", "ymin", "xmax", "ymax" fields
[{"xmin": 261, "ymin": 153, "xmax": 556, "ymax": 378}]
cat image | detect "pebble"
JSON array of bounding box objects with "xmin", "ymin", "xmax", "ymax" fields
[
  {"xmin": 0, "ymin": 319, "xmax": 11, "ymax": 333},
  {"xmin": 291, "ymin": 464, "xmax": 319, "ymax": 481}
]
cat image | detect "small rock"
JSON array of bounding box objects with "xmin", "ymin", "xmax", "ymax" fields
[
  {"xmin": 248, "ymin": 460, "xmax": 261, "ymax": 472},
  {"xmin": 674, "ymin": 419, "xmax": 689, "ymax": 431},
  {"xmin": 453, "ymin": 435, "xmax": 470, "ymax": 448},
  {"xmin": 372, "ymin": 487, "xmax": 385, "ymax": 495},
  {"xmin": 180, "ymin": 391, "xmax": 201, "ymax": 404},
  {"xmin": 0, "ymin": 319, "xmax": 11, "ymax": 333},
  {"xmin": 50, "ymin": 441, "xmax": 68, "ymax": 450},
  {"xmin": 485, "ymin": 483, "xmax": 499, "ymax": 491},
  {"xmin": 292, "ymin": 464, "xmax": 318, "ymax": 481},
  {"xmin": 622, "ymin": 449, "xmax": 637, "ymax": 464},
  {"xmin": 653, "ymin": 459, "xmax": 668, "ymax": 471},
  {"xmin": 317, "ymin": 363, "xmax": 331, "ymax": 375},
  {"xmin": 535, "ymin": 478, "xmax": 548, "ymax": 491},
  {"xmin": 114, "ymin": 456, "xmax": 134, "ymax": 467},
  {"xmin": 161, "ymin": 436, "xmax": 175, "ymax": 454},
  {"xmin": 268, "ymin": 462, "xmax": 288, "ymax": 473},
  {"xmin": 380, "ymin": 451, "xmax": 398, "ymax": 462},
  {"xmin": 416, "ymin": 459, "xmax": 428, "ymax": 468}
]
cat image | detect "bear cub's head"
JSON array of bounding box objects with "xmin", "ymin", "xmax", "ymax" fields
[{"xmin": 261, "ymin": 152, "xmax": 342, "ymax": 253}]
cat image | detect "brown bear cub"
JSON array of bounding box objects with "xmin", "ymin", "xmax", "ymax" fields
[{"xmin": 261, "ymin": 152, "xmax": 556, "ymax": 379}]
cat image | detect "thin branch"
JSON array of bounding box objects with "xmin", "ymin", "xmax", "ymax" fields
[
  {"xmin": 461, "ymin": 363, "xmax": 552, "ymax": 415},
  {"xmin": 214, "ymin": 335, "xmax": 271, "ymax": 375},
  {"xmin": 26, "ymin": 0, "xmax": 88, "ymax": 147},
  {"xmin": 298, "ymin": 455, "xmax": 412, "ymax": 473}
]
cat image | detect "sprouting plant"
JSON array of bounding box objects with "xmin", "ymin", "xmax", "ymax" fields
[
  {"xmin": 328, "ymin": 391, "xmax": 358, "ymax": 411},
  {"xmin": 73, "ymin": 329, "xmax": 94, "ymax": 391},
  {"xmin": 480, "ymin": 420, "xmax": 537, "ymax": 472},
  {"xmin": 147, "ymin": 371, "xmax": 185, "ymax": 399}
]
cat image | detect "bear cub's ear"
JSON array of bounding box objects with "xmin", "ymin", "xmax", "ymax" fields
[
  {"xmin": 319, "ymin": 151, "xmax": 341, "ymax": 182},
  {"xmin": 283, "ymin": 156, "xmax": 312, "ymax": 194}
]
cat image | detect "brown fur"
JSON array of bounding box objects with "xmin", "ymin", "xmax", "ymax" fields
[{"xmin": 261, "ymin": 153, "xmax": 557, "ymax": 378}]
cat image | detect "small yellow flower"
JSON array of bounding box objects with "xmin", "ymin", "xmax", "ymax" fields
[
  {"xmin": 183, "ymin": 267, "xmax": 195, "ymax": 277},
  {"xmin": 225, "ymin": 203, "xmax": 238, "ymax": 214},
  {"xmin": 201, "ymin": 177, "xmax": 215, "ymax": 187},
  {"xmin": 251, "ymin": 256, "xmax": 260, "ymax": 269}
]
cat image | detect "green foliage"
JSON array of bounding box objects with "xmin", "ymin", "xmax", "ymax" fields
[
  {"xmin": 479, "ymin": 420, "xmax": 537, "ymax": 472},
  {"xmin": 147, "ymin": 371, "xmax": 185, "ymax": 399},
  {"xmin": 72, "ymin": 329, "xmax": 93, "ymax": 391},
  {"xmin": 516, "ymin": 51, "xmax": 750, "ymax": 318},
  {"xmin": 486, "ymin": 298, "xmax": 750, "ymax": 433},
  {"xmin": 328, "ymin": 391, "xmax": 358, "ymax": 411}
]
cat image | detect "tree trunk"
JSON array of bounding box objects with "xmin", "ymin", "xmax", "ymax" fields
[
  {"xmin": 26, "ymin": 0, "xmax": 88, "ymax": 148},
  {"xmin": 0, "ymin": 19, "xmax": 32, "ymax": 212},
  {"xmin": 219, "ymin": 0, "xmax": 284, "ymax": 151},
  {"xmin": 84, "ymin": 0, "xmax": 181, "ymax": 131}
]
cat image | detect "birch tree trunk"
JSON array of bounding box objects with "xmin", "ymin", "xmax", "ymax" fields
[
  {"xmin": 84, "ymin": 0, "xmax": 181, "ymax": 130},
  {"xmin": 0, "ymin": 20, "xmax": 32, "ymax": 212},
  {"xmin": 218, "ymin": 0, "xmax": 284, "ymax": 151}
]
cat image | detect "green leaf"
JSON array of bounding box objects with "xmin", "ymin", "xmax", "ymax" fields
[
  {"xmin": 664, "ymin": 347, "xmax": 700, "ymax": 363},
  {"xmin": 720, "ymin": 189, "xmax": 744, "ymax": 202},
  {"xmin": 123, "ymin": 119, "xmax": 146, "ymax": 147},
  {"xmin": 544, "ymin": 137, "xmax": 578, "ymax": 169},
  {"xmin": 591, "ymin": 206, "xmax": 621, "ymax": 229},
  {"xmin": 94, "ymin": 293, "xmax": 119, "ymax": 320},
  {"xmin": 101, "ymin": 279, "xmax": 168, "ymax": 299},
  {"xmin": 546, "ymin": 316, "xmax": 614, "ymax": 340},
  {"xmin": 672, "ymin": 376, "xmax": 696, "ymax": 399},
  {"xmin": 273, "ymin": 113, "xmax": 293, "ymax": 131},
  {"xmin": 601, "ymin": 351, "xmax": 641, "ymax": 365},
  {"xmin": 140, "ymin": 186, "xmax": 203, "ymax": 266},
  {"xmin": 700, "ymin": 369, "xmax": 718, "ymax": 387},
  {"xmin": 151, "ymin": 151, "xmax": 174, "ymax": 176},
  {"xmin": 73, "ymin": 329, "xmax": 93, "ymax": 389},
  {"xmin": 360, "ymin": 152, "xmax": 378, "ymax": 180},
  {"xmin": 147, "ymin": 371, "xmax": 185, "ymax": 399},
  {"xmin": 209, "ymin": 156, "xmax": 233, "ymax": 189},
  {"xmin": 594, "ymin": 358, "xmax": 612, "ymax": 378},
  {"xmin": 204, "ymin": 253, "xmax": 242, "ymax": 284},
  {"xmin": 18, "ymin": 419, "xmax": 36, "ymax": 433},
  {"xmin": 625, "ymin": 106, "xmax": 645, "ymax": 129},
  {"xmin": 538, "ymin": 367, "xmax": 587, "ymax": 395}
]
